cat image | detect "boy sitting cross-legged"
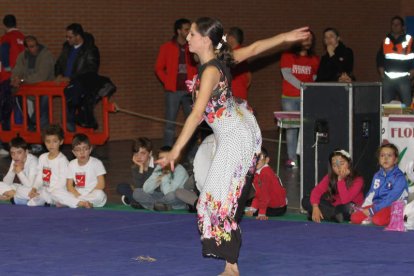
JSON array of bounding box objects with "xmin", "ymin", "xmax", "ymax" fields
[
  {"xmin": 54, "ymin": 133, "xmax": 107, "ymax": 208},
  {"xmin": 0, "ymin": 136, "xmax": 38, "ymax": 204}
]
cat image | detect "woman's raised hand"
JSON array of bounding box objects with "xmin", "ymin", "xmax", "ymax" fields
[
  {"xmin": 283, "ymin": 27, "xmax": 310, "ymax": 44},
  {"xmin": 155, "ymin": 149, "xmax": 180, "ymax": 172}
]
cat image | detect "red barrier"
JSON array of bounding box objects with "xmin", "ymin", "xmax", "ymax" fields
[{"xmin": 0, "ymin": 81, "xmax": 115, "ymax": 145}]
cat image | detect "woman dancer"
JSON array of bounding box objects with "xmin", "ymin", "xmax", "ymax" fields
[{"xmin": 157, "ymin": 17, "xmax": 309, "ymax": 275}]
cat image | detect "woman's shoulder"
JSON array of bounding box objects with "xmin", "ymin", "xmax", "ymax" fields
[
  {"xmin": 206, "ymin": 59, "xmax": 226, "ymax": 70},
  {"xmin": 199, "ymin": 59, "xmax": 221, "ymax": 73},
  {"xmin": 199, "ymin": 60, "xmax": 225, "ymax": 79}
]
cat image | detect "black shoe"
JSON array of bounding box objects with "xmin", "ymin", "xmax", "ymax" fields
[
  {"xmin": 121, "ymin": 195, "xmax": 131, "ymax": 206},
  {"xmin": 188, "ymin": 204, "xmax": 197, "ymax": 213},
  {"xmin": 130, "ymin": 200, "xmax": 144, "ymax": 209},
  {"xmin": 188, "ymin": 199, "xmax": 198, "ymax": 213},
  {"xmin": 154, "ymin": 203, "xmax": 172, "ymax": 211},
  {"xmin": 44, "ymin": 203, "xmax": 51, "ymax": 207}
]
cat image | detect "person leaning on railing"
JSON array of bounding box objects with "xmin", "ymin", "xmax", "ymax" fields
[
  {"xmin": 54, "ymin": 23, "xmax": 100, "ymax": 132},
  {"xmin": 11, "ymin": 35, "xmax": 55, "ymax": 131}
]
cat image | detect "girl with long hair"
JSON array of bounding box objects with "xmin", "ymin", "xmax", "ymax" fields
[{"xmin": 302, "ymin": 149, "xmax": 364, "ymax": 223}]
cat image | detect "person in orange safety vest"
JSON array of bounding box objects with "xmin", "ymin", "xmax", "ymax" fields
[{"xmin": 377, "ymin": 16, "xmax": 414, "ymax": 107}]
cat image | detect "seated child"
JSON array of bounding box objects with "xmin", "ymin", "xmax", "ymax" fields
[
  {"xmin": 28, "ymin": 124, "xmax": 69, "ymax": 206},
  {"xmin": 175, "ymin": 134, "xmax": 217, "ymax": 212},
  {"xmin": 116, "ymin": 137, "xmax": 154, "ymax": 207},
  {"xmin": 0, "ymin": 136, "xmax": 38, "ymax": 204},
  {"xmin": 351, "ymin": 143, "xmax": 408, "ymax": 226},
  {"xmin": 245, "ymin": 147, "xmax": 287, "ymax": 220},
  {"xmin": 302, "ymin": 149, "xmax": 364, "ymax": 223},
  {"xmin": 54, "ymin": 133, "xmax": 107, "ymax": 208},
  {"xmin": 133, "ymin": 146, "xmax": 188, "ymax": 211}
]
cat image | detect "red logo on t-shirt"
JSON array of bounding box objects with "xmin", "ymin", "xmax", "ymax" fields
[
  {"xmin": 75, "ymin": 172, "xmax": 86, "ymax": 188},
  {"xmin": 42, "ymin": 167, "xmax": 51, "ymax": 187}
]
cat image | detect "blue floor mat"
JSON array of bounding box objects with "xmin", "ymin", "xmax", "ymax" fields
[{"xmin": 1, "ymin": 204, "xmax": 414, "ymax": 275}]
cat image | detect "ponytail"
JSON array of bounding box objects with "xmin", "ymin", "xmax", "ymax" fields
[{"xmin": 215, "ymin": 35, "xmax": 235, "ymax": 67}]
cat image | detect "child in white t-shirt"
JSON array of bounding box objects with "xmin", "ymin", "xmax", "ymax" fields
[
  {"xmin": 54, "ymin": 133, "xmax": 107, "ymax": 208},
  {"xmin": 0, "ymin": 136, "xmax": 38, "ymax": 204},
  {"xmin": 28, "ymin": 124, "xmax": 69, "ymax": 206}
]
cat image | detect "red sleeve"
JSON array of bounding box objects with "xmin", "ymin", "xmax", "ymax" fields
[
  {"xmin": 154, "ymin": 44, "xmax": 167, "ymax": 85},
  {"xmin": 280, "ymin": 52, "xmax": 294, "ymax": 69},
  {"xmin": 310, "ymin": 175, "xmax": 330, "ymax": 205},
  {"xmin": 251, "ymin": 173, "xmax": 271, "ymax": 215},
  {"xmin": 336, "ymin": 176, "xmax": 364, "ymax": 204}
]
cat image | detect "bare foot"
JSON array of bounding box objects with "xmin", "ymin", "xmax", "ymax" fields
[
  {"xmin": 4, "ymin": 190, "xmax": 16, "ymax": 198},
  {"xmin": 55, "ymin": 202, "xmax": 66, "ymax": 208},
  {"xmin": 219, "ymin": 262, "xmax": 239, "ymax": 276},
  {"xmin": 0, "ymin": 195, "xmax": 10, "ymax": 201},
  {"xmin": 78, "ymin": 201, "xmax": 93, "ymax": 208}
]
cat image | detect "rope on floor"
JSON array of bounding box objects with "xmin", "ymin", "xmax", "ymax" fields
[{"xmin": 113, "ymin": 103, "xmax": 284, "ymax": 144}]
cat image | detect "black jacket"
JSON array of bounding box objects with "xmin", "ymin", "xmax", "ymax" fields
[
  {"xmin": 316, "ymin": 42, "xmax": 354, "ymax": 82},
  {"xmin": 55, "ymin": 32, "xmax": 100, "ymax": 79}
]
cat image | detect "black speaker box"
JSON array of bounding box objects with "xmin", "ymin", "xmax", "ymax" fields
[{"xmin": 300, "ymin": 83, "xmax": 382, "ymax": 200}]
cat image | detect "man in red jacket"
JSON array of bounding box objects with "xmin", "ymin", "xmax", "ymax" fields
[
  {"xmin": 0, "ymin": 14, "xmax": 25, "ymax": 155},
  {"xmin": 155, "ymin": 18, "xmax": 197, "ymax": 148},
  {"xmin": 0, "ymin": 14, "xmax": 24, "ymax": 82}
]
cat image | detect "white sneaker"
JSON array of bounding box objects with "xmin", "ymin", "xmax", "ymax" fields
[
  {"xmin": 361, "ymin": 217, "xmax": 372, "ymax": 225},
  {"xmin": 0, "ymin": 148, "xmax": 9, "ymax": 157}
]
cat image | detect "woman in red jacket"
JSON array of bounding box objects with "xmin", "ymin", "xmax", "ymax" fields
[{"xmin": 301, "ymin": 149, "xmax": 364, "ymax": 223}]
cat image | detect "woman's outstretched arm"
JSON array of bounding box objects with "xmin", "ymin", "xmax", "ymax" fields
[{"xmin": 233, "ymin": 27, "xmax": 310, "ymax": 63}]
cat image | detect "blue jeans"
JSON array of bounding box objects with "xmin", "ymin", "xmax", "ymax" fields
[
  {"xmin": 28, "ymin": 96, "xmax": 49, "ymax": 130},
  {"xmin": 164, "ymin": 90, "xmax": 193, "ymax": 146},
  {"xmin": 132, "ymin": 188, "xmax": 186, "ymax": 210},
  {"xmin": 383, "ymin": 76, "xmax": 412, "ymax": 107},
  {"xmin": 281, "ymin": 97, "xmax": 300, "ymax": 161}
]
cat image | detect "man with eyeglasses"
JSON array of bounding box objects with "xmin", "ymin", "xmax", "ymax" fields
[{"xmin": 55, "ymin": 23, "xmax": 100, "ymax": 132}]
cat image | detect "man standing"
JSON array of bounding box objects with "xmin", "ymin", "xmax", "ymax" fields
[
  {"xmin": 0, "ymin": 14, "xmax": 24, "ymax": 81},
  {"xmin": 377, "ymin": 16, "xmax": 414, "ymax": 107},
  {"xmin": 227, "ymin": 27, "xmax": 251, "ymax": 101},
  {"xmin": 0, "ymin": 14, "xmax": 25, "ymax": 156},
  {"xmin": 55, "ymin": 23, "xmax": 100, "ymax": 131},
  {"xmin": 12, "ymin": 35, "xmax": 55, "ymax": 130},
  {"xmin": 155, "ymin": 18, "xmax": 197, "ymax": 148}
]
